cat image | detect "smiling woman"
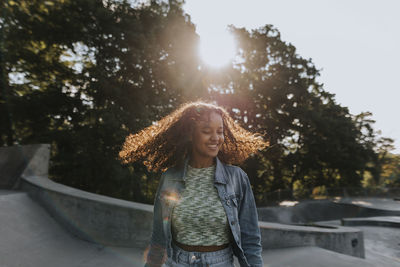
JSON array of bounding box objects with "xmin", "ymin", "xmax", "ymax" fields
[
  {"xmin": 119, "ymin": 101, "xmax": 268, "ymax": 267},
  {"xmin": 198, "ymin": 30, "xmax": 236, "ymax": 68}
]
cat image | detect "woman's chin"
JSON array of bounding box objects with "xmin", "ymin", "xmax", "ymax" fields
[{"xmin": 206, "ymin": 151, "xmax": 219, "ymax": 158}]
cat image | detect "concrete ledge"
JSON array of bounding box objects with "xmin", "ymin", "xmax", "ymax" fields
[
  {"xmin": 262, "ymin": 246, "xmax": 375, "ymax": 267},
  {"xmin": 0, "ymin": 144, "xmax": 370, "ymax": 258},
  {"xmin": 0, "ymin": 144, "xmax": 50, "ymax": 189},
  {"xmin": 258, "ymin": 199, "xmax": 400, "ymax": 224},
  {"xmin": 337, "ymin": 198, "xmax": 400, "ymax": 211},
  {"xmin": 3, "ymin": 144, "xmax": 154, "ymax": 248},
  {"xmin": 259, "ymin": 221, "xmax": 365, "ymax": 258},
  {"xmin": 0, "ymin": 192, "xmax": 147, "ymax": 267},
  {"xmin": 21, "ymin": 176, "xmax": 153, "ymax": 248},
  {"xmin": 342, "ymin": 216, "xmax": 400, "ymax": 228},
  {"xmin": 257, "ymin": 200, "xmax": 356, "ymax": 223}
]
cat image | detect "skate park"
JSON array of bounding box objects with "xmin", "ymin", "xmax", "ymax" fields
[{"xmin": 1, "ymin": 144, "xmax": 399, "ymax": 266}]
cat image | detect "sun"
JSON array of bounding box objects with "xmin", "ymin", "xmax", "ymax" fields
[{"xmin": 198, "ymin": 30, "xmax": 236, "ymax": 68}]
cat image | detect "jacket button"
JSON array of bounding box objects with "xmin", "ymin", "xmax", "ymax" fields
[
  {"xmin": 231, "ymin": 220, "xmax": 236, "ymax": 225},
  {"xmin": 226, "ymin": 200, "xmax": 230, "ymax": 206}
]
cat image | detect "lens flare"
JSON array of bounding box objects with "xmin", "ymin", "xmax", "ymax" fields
[{"xmin": 199, "ymin": 30, "xmax": 236, "ymax": 68}]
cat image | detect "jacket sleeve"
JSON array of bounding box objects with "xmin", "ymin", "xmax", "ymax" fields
[
  {"xmin": 145, "ymin": 173, "xmax": 167, "ymax": 267},
  {"xmin": 238, "ymin": 171, "xmax": 263, "ymax": 267}
]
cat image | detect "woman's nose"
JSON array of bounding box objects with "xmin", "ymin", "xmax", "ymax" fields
[{"xmin": 210, "ymin": 132, "xmax": 218, "ymax": 140}]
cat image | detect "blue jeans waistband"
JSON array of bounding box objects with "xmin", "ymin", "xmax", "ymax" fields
[{"xmin": 171, "ymin": 242, "xmax": 233, "ymax": 266}]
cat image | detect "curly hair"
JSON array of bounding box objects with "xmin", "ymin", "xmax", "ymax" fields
[{"xmin": 119, "ymin": 101, "xmax": 268, "ymax": 172}]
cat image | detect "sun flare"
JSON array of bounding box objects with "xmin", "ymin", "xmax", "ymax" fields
[{"xmin": 198, "ymin": 30, "xmax": 236, "ymax": 68}]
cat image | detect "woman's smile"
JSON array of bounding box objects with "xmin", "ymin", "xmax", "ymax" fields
[
  {"xmin": 190, "ymin": 111, "xmax": 224, "ymax": 168},
  {"xmin": 207, "ymin": 144, "xmax": 219, "ymax": 149}
]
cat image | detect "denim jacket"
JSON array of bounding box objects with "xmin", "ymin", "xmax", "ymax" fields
[{"xmin": 146, "ymin": 157, "xmax": 263, "ymax": 267}]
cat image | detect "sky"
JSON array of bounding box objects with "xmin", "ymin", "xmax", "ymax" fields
[{"xmin": 183, "ymin": 0, "xmax": 400, "ymax": 153}]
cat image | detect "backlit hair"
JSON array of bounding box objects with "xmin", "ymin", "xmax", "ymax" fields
[{"xmin": 119, "ymin": 101, "xmax": 268, "ymax": 172}]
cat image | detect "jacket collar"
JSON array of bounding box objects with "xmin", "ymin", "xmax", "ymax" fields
[{"xmin": 180, "ymin": 156, "xmax": 227, "ymax": 184}]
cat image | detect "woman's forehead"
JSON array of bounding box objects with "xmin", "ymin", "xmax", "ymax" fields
[{"xmin": 196, "ymin": 112, "xmax": 223, "ymax": 126}]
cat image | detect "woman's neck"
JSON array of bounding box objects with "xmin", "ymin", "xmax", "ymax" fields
[{"xmin": 189, "ymin": 155, "xmax": 215, "ymax": 168}]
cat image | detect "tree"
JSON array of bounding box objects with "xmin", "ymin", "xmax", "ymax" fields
[
  {"xmin": 1, "ymin": 1, "xmax": 393, "ymax": 204},
  {"xmin": 1, "ymin": 0, "xmax": 202, "ymax": 203},
  {"xmin": 379, "ymin": 153, "xmax": 400, "ymax": 187},
  {"xmin": 206, "ymin": 25, "xmax": 385, "ymax": 202}
]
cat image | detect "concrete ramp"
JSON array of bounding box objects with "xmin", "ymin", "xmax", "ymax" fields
[
  {"xmin": 1, "ymin": 144, "xmax": 398, "ymax": 266},
  {"xmin": 262, "ymin": 246, "xmax": 376, "ymax": 267},
  {"xmin": 0, "ymin": 191, "xmax": 145, "ymax": 267},
  {"xmin": 0, "ymin": 144, "xmax": 50, "ymax": 189},
  {"xmin": 0, "ymin": 191, "xmax": 381, "ymax": 267}
]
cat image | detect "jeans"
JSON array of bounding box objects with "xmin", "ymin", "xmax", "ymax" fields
[{"xmin": 163, "ymin": 242, "xmax": 235, "ymax": 267}]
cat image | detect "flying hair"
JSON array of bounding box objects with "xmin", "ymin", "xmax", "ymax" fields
[{"xmin": 119, "ymin": 101, "xmax": 268, "ymax": 172}]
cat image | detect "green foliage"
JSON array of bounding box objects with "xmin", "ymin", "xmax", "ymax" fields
[
  {"xmin": 208, "ymin": 25, "xmax": 393, "ymax": 201},
  {"xmin": 379, "ymin": 153, "xmax": 400, "ymax": 187},
  {"xmin": 1, "ymin": 0, "xmax": 201, "ymax": 203},
  {"xmin": 0, "ymin": 0, "xmax": 395, "ymax": 204}
]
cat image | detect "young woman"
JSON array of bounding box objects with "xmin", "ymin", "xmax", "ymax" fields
[{"xmin": 119, "ymin": 101, "xmax": 267, "ymax": 267}]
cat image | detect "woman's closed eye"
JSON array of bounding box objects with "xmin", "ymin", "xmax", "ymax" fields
[{"xmin": 202, "ymin": 131, "xmax": 223, "ymax": 135}]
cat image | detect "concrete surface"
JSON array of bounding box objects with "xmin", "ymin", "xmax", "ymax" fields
[
  {"xmin": 0, "ymin": 191, "xmax": 145, "ymax": 267},
  {"xmin": 1, "ymin": 144, "xmax": 153, "ymax": 248},
  {"xmin": 358, "ymin": 226, "xmax": 400, "ymax": 267},
  {"xmin": 20, "ymin": 171, "xmax": 366, "ymax": 257},
  {"xmin": 318, "ymin": 219, "xmax": 400, "ymax": 266},
  {"xmin": 261, "ymin": 246, "xmax": 376, "ymax": 267},
  {"xmin": 1, "ymin": 144, "xmax": 400, "ymax": 266},
  {"xmin": 259, "ymin": 221, "xmax": 364, "ymax": 258},
  {"xmin": 0, "ymin": 144, "xmax": 50, "ymax": 189},
  {"xmin": 0, "ymin": 191, "xmax": 380, "ymax": 267},
  {"xmin": 258, "ymin": 198, "xmax": 400, "ymax": 224},
  {"xmin": 258, "ymin": 200, "xmax": 359, "ymax": 223},
  {"xmin": 336, "ymin": 197, "xmax": 400, "ymax": 211},
  {"xmin": 0, "ymin": 189, "xmax": 18, "ymax": 196},
  {"xmin": 21, "ymin": 175, "xmax": 153, "ymax": 248},
  {"xmin": 342, "ymin": 216, "xmax": 400, "ymax": 228},
  {"xmin": 9, "ymin": 144, "xmax": 365, "ymax": 256}
]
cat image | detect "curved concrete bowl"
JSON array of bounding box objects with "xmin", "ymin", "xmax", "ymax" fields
[
  {"xmin": 1, "ymin": 144, "xmax": 153, "ymax": 248},
  {"xmin": 259, "ymin": 221, "xmax": 364, "ymax": 258},
  {"xmin": 21, "ymin": 175, "xmax": 153, "ymax": 248},
  {"xmin": 257, "ymin": 200, "xmax": 400, "ymax": 224},
  {"xmin": 342, "ymin": 216, "xmax": 400, "ymax": 228},
  {"xmin": 0, "ymin": 144, "xmax": 365, "ymax": 258}
]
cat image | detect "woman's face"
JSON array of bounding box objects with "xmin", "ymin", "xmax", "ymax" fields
[{"xmin": 190, "ymin": 111, "xmax": 224, "ymax": 165}]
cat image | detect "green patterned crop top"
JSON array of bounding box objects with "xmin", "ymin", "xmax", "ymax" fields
[{"xmin": 171, "ymin": 165, "xmax": 231, "ymax": 246}]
